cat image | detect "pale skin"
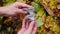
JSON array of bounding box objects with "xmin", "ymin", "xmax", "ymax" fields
[
  {"xmin": 0, "ymin": 2, "xmax": 33, "ymax": 16},
  {"xmin": 0, "ymin": 2, "xmax": 37, "ymax": 34},
  {"xmin": 17, "ymin": 19, "xmax": 37, "ymax": 34}
]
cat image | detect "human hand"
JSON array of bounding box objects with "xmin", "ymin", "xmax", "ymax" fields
[
  {"xmin": 0, "ymin": 2, "xmax": 32, "ymax": 16},
  {"xmin": 17, "ymin": 19, "xmax": 37, "ymax": 34}
]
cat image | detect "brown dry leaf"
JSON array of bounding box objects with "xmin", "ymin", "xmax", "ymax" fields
[
  {"xmin": 44, "ymin": 6, "xmax": 55, "ymax": 16},
  {"xmin": 4, "ymin": 17, "xmax": 12, "ymax": 24},
  {"xmin": 45, "ymin": 16, "xmax": 56, "ymax": 28},
  {"xmin": 57, "ymin": 0, "xmax": 60, "ymax": 3},
  {"xmin": 47, "ymin": 31, "xmax": 55, "ymax": 34},
  {"xmin": 19, "ymin": 14, "xmax": 26, "ymax": 21},
  {"xmin": 45, "ymin": 0, "xmax": 50, "ymax": 3}
]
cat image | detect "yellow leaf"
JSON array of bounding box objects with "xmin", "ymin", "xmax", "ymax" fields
[{"xmin": 48, "ymin": 0, "xmax": 57, "ymax": 9}]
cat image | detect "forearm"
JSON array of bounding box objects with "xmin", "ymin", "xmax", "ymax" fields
[{"xmin": 0, "ymin": 7, "xmax": 5, "ymax": 16}]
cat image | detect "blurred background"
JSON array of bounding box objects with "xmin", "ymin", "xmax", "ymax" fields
[{"xmin": 0, "ymin": 0, "xmax": 60, "ymax": 34}]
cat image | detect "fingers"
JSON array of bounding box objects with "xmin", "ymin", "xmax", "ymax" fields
[
  {"xmin": 13, "ymin": 2, "xmax": 34, "ymax": 15},
  {"xmin": 15, "ymin": 2, "xmax": 33, "ymax": 8},
  {"xmin": 25, "ymin": 21, "xmax": 29, "ymax": 29},
  {"xmin": 22, "ymin": 19, "xmax": 29, "ymax": 29},
  {"xmin": 22, "ymin": 19, "xmax": 26, "ymax": 29},
  {"xmin": 16, "ymin": 9, "xmax": 27, "ymax": 14},
  {"xmin": 17, "ymin": 20, "xmax": 26, "ymax": 34},
  {"xmin": 27, "ymin": 21, "xmax": 35, "ymax": 33},
  {"xmin": 32, "ymin": 23, "xmax": 37, "ymax": 34},
  {"xmin": 18, "ymin": 21, "xmax": 37, "ymax": 34},
  {"xmin": 17, "ymin": 19, "xmax": 27, "ymax": 34}
]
